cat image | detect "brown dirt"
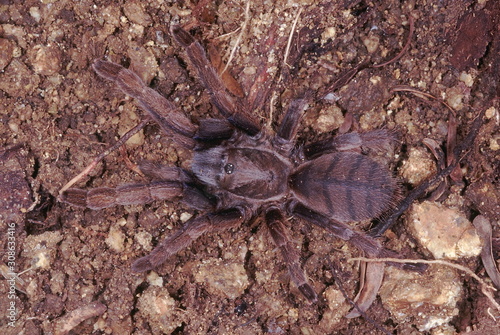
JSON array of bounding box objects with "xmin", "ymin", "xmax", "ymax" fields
[{"xmin": 1, "ymin": 0, "xmax": 499, "ymax": 334}]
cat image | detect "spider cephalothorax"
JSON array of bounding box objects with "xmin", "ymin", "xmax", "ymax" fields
[{"xmin": 60, "ymin": 25, "xmax": 399, "ymax": 303}]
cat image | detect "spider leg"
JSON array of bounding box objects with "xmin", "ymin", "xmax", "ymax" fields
[
  {"xmin": 93, "ymin": 60, "xmax": 197, "ymax": 149},
  {"xmin": 275, "ymin": 97, "xmax": 309, "ymax": 142},
  {"xmin": 266, "ymin": 208, "xmax": 318, "ymax": 303},
  {"xmin": 137, "ymin": 162, "xmax": 193, "ymax": 181},
  {"xmin": 303, "ymin": 129, "xmax": 397, "ymax": 160},
  {"xmin": 170, "ymin": 25, "xmax": 261, "ymax": 136},
  {"xmin": 132, "ymin": 208, "xmax": 245, "ymax": 272},
  {"xmin": 291, "ymin": 203, "xmax": 395, "ymax": 258},
  {"xmin": 60, "ymin": 166, "xmax": 213, "ymax": 211},
  {"xmin": 195, "ymin": 119, "xmax": 234, "ymax": 142}
]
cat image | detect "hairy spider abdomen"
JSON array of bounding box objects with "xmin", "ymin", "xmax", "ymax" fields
[{"xmin": 290, "ymin": 152, "xmax": 397, "ymax": 223}]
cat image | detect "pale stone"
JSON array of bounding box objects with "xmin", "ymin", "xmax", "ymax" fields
[
  {"xmin": 29, "ymin": 7, "xmax": 41, "ymax": 22},
  {"xmin": 322, "ymin": 26, "xmax": 337, "ymax": 40},
  {"xmin": 485, "ymin": 106, "xmax": 497, "ymax": 119},
  {"xmin": 459, "ymin": 71, "xmax": 474, "ymax": 87},
  {"xmin": 363, "ymin": 33, "xmax": 380, "ymax": 53},
  {"xmin": 399, "ymin": 147, "xmax": 437, "ymax": 185},
  {"xmin": 146, "ymin": 271, "xmax": 164, "ymax": 287},
  {"xmin": 135, "ymin": 231, "xmax": 153, "ymax": 251},
  {"xmin": 180, "ymin": 212, "xmax": 192, "ymax": 223},
  {"xmin": 22, "ymin": 231, "xmax": 63, "ymax": 270},
  {"xmin": 194, "ymin": 258, "xmax": 249, "ymax": 299},
  {"xmin": 137, "ymin": 286, "xmax": 184, "ymax": 334},
  {"xmin": 380, "ymin": 265, "xmax": 462, "ymax": 331},
  {"xmin": 408, "ymin": 201, "xmax": 482, "ymax": 259},
  {"xmin": 489, "ymin": 136, "xmax": 500, "ymax": 151},
  {"xmin": 30, "ymin": 44, "xmax": 62, "ymax": 76},
  {"xmin": 123, "ymin": 1, "xmax": 152, "ymax": 26},
  {"xmin": 318, "ymin": 287, "xmax": 350, "ymax": 331},
  {"xmin": 315, "ymin": 105, "xmax": 344, "ymax": 133},
  {"xmin": 0, "ymin": 38, "xmax": 14, "ymax": 70},
  {"xmin": 105, "ymin": 224, "xmax": 126, "ymax": 252},
  {"xmin": 445, "ymin": 86, "xmax": 465, "ymax": 110}
]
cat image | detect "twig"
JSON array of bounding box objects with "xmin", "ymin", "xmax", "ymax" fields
[
  {"xmin": 349, "ymin": 257, "xmax": 500, "ymax": 312},
  {"xmin": 54, "ymin": 301, "xmax": 107, "ymax": 335},
  {"xmin": 119, "ymin": 145, "xmax": 145, "ymax": 176},
  {"xmin": 58, "ymin": 118, "xmax": 149, "ymax": 195},
  {"xmin": 373, "ymin": 15, "xmax": 414, "ymax": 68},
  {"xmin": 222, "ymin": 1, "xmax": 251, "ymax": 75},
  {"xmin": 283, "ymin": 6, "xmax": 303, "ymax": 68},
  {"xmin": 391, "ymin": 85, "xmax": 456, "ymax": 116},
  {"xmin": 267, "ymin": 92, "xmax": 277, "ymax": 130}
]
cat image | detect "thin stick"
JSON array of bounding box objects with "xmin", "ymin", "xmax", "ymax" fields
[
  {"xmin": 349, "ymin": 257, "xmax": 500, "ymax": 312},
  {"xmin": 283, "ymin": 6, "xmax": 303, "ymax": 68},
  {"xmin": 222, "ymin": 1, "xmax": 251, "ymax": 75},
  {"xmin": 54, "ymin": 301, "xmax": 107, "ymax": 335},
  {"xmin": 391, "ymin": 85, "xmax": 456, "ymax": 116},
  {"xmin": 59, "ymin": 118, "xmax": 149, "ymax": 195},
  {"xmin": 373, "ymin": 15, "xmax": 414, "ymax": 68},
  {"xmin": 267, "ymin": 92, "xmax": 277, "ymax": 130}
]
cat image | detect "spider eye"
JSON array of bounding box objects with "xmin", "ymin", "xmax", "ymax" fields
[{"xmin": 224, "ymin": 163, "xmax": 235, "ymax": 174}]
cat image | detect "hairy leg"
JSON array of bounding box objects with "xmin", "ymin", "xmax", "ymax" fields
[
  {"xmin": 132, "ymin": 208, "xmax": 245, "ymax": 272},
  {"xmin": 137, "ymin": 162, "xmax": 193, "ymax": 181},
  {"xmin": 291, "ymin": 202, "xmax": 426, "ymax": 272},
  {"xmin": 195, "ymin": 119, "xmax": 234, "ymax": 142},
  {"xmin": 170, "ymin": 25, "xmax": 261, "ymax": 136},
  {"xmin": 290, "ymin": 202, "xmax": 391, "ymax": 258},
  {"xmin": 60, "ymin": 179, "xmax": 213, "ymax": 211},
  {"xmin": 93, "ymin": 60, "xmax": 197, "ymax": 149},
  {"xmin": 266, "ymin": 208, "xmax": 317, "ymax": 303},
  {"xmin": 303, "ymin": 129, "xmax": 397, "ymax": 160},
  {"xmin": 275, "ymin": 97, "xmax": 309, "ymax": 142}
]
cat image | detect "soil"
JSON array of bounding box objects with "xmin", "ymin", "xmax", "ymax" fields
[{"xmin": 1, "ymin": 0, "xmax": 499, "ymax": 334}]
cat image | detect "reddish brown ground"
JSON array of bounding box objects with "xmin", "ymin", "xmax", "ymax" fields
[{"xmin": 1, "ymin": 0, "xmax": 499, "ymax": 334}]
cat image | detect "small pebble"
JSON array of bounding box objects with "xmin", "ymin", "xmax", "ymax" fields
[
  {"xmin": 22, "ymin": 231, "xmax": 63, "ymax": 270},
  {"xmin": 29, "ymin": 7, "xmax": 41, "ymax": 22},
  {"xmin": 137, "ymin": 286, "xmax": 183, "ymax": 334},
  {"xmin": 8, "ymin": 120, "xmax": 19, "ymax": 133},
  {"xmin": 0, "ymin": 38, "xmax": 14, "ymax": 70},
  {"xmin": 194, "ymin": 258, "xmax": 249, "ymax": 299},
  {"xmin": 399, "ymin": 147, "xmax": 437, "ymax": 185},
  {"xmin": 445, "ymin": 86, "xmax": 465, "ymax": 110},
  {"xmin": 30, "ymin": 44, "xmax": 62, "ymax": 76},
  {"xmin": 318, "ymin": 287, "xmax": 350, "ymax": 330},
  {"xmin": 363, "ymin": 33, "xmax": 380, "ymax": 53},
  {"xmin": 105, "ymin": 224, "xmax": 126, "ymax": 252},
  {"xmin": 123, "ymin": 1, "xmax": 152, "ymax": 26}
]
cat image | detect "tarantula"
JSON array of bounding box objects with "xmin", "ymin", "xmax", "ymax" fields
[{"xmin": 60, "ymin": 26, "xmax": 400, "ymax": 303}]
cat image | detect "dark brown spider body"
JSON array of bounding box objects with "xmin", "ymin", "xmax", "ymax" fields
[
  {"xmin": 193, "ymin": 130, "xmax": 396, "ymax": 224},
  {"xmin": 192, "ymin": 133, "xmax": 292, "ymax": 203},
  {"xmin": 60, "ymin": 25, "xmax": 400, "ymax": 304}
]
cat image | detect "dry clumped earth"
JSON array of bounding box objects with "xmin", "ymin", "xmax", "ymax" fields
[{"xmin": 1, "ymin": 0, "xmax": 499, "ymax": 334}]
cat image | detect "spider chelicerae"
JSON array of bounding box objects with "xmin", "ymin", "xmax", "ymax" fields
[{"xmin": 60, "ymin": 25, "xmax": 401, "ymax": 304}]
